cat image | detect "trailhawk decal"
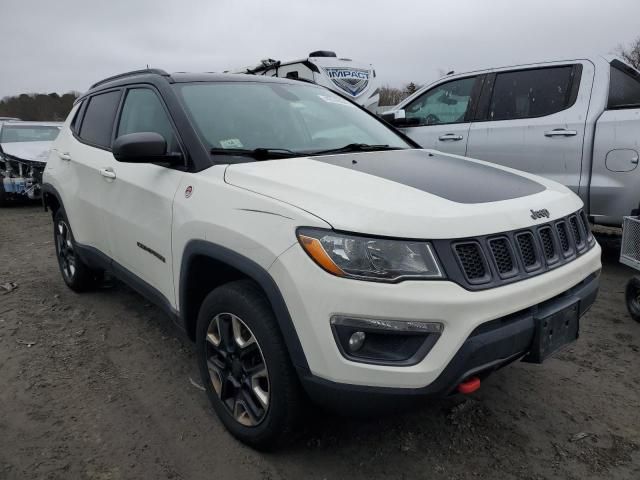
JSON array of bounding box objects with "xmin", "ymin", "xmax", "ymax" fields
[{"xmin": 323, "ymin": 67, "xmax": 371, "ymax": 97}]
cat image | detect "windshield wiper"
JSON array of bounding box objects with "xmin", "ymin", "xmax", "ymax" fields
[
  {"xmin": 209, "ymin": 147, "xmax": 301, "ymax": 160},
  {"xmin": 308, "ymin": 143, "xmax": 404, "ymax": 156}
]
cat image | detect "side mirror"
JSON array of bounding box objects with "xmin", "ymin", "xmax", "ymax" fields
[
  {"xmin": 112, "ymin": 132, "xmax": 182, "ymax": 165},
  {"xmin": 379, "ymin": 109, "xmax": 417, "ymax": 127}
]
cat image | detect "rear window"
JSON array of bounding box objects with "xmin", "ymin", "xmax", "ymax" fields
[
  {"xmin": 608, "ymin": 61, "xmax": 640, "ymax": 109},
  {"xmin": 78, "ymin": 90, "xmax": 121, "ymax": 148},
  {"xmin": 489, "ymin": 66, "xmax": 576, "ymax": 121}
]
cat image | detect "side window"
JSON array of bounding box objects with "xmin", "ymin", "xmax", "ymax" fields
[
  {"xmin": 608, "ymin": 62, "xmax": 640, "ymax": 109},
  {"xmin": 116, "ymin": 88, "xmax": 180, "ymax": 153},
  {"xmin": 489, "ymin": 66, "xmax": 574, "ymax": 120},
  {"xmin": 78, "ymin": 90, "xmax": 121, "ymax": 148},
  {"xmin": 404, "ymin": 77, "xmax": 476, "ymax": 126}
]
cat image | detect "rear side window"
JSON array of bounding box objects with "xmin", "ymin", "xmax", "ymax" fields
[
  {"xmin": 70, "ymin": 101, "xmax": 84, "ymax": 134},
  {"xmin": 608, "ymin": 61, "xmax": 640, "ymax": 109},
  {"xmin": 489, "ymin": 66, "xmax": 575, "ymax": 120},
  {"xmin": 78, "ymin": 90, "xmax": 121, "ymax": 148}
]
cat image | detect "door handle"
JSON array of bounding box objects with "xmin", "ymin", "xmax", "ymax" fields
[
  {"xmin": 438, "ymin": 133, "xmax": 464, "ymax": 141},
  {"xmin": 544, "ymin": 129, "xmax": 577, "ymax": 137},
  {"xmin": 99, "ymin": 168, "xmax": 116, "ymax": 180},
  {"xmin": 58, "ymin": 152, "xmax": 71, "ymax": 161}
]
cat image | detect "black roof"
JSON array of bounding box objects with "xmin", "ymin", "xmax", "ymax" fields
[{"xmin": 79, "ymin": 69, "xmax": 314, "ymax": 102}]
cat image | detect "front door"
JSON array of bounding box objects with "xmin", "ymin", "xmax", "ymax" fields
[
  {"xmin": 399, "ymin": 76, "xmax": 479, "ymax": 156},
  {"xmin": 102, "ymin": 87, "xmax": 186, "ymax": 306}
]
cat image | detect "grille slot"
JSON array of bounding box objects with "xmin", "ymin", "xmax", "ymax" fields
[
  {"xmin": 538, "ymin": 226, "xmax": 558, "ymax": 263},
  {"xmin": 580, "ymin": 210, "xmax": 594, "ymax": 244},
  {"xmin": 556, "ymin": 221, "xmax": 571, "ymax": 253},
  {"xmin": 454, "ymin": 242, "xmax": 489, "ymax": 283},
  {"xmin": 516, "ymin": 232, "xmax": 539, "ymax": 269},
  {"xmin": 489, "ymin": 237, "xmax": 517, "ymax": 276},
  {"xmin": 569, "ymin": 215, "xmax": 584, "ymax": 249}
]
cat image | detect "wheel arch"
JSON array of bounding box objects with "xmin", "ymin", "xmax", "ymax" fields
[
  {"xmin": 180, "ymin": 239, "xmax": 310, "ymax": 373},
  {"xmin": 42, "ymin": 183, "xmax": 63, "ymax": 215}
]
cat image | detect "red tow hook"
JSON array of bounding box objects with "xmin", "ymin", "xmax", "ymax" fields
[{"xmin": 457, "ymin": 377, "xmax": 481, "ymax": 394}]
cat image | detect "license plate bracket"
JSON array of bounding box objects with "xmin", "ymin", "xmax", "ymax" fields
[{"xmin": 524, "ymin": 302, "xmax": 579, "ymax": 364}]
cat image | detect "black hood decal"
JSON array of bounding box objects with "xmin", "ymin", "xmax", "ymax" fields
[{"xmin": 311, "ymin": 149, "xmax": 546, "ymax": 204}]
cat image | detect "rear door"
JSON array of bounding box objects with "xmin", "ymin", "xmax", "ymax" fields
[
  {"xmin": 590, "ymin": 60, "xmax": 640, "ymax": 225},
  {"xmin": 466, "ymin": 62, "xmax": 592, "ymax": 195},
  {"xmin": 102, "ymin": 86, "xmax": 186, "ymax": 305},
  {"xmin": 398, "ymin": 76, "xmax": 481, "ymax": 155},
  {"xmin": 61, "ymin": 89, "xmax": 122, "ymax": 256}
]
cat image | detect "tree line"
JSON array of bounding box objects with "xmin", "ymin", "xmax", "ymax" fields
[{"xmin": 0, "ymin": 92, "xmax": 79, "ymax": 121}]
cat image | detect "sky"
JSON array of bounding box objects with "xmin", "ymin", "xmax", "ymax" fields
[{"xmin": 1, "ymin": 0, "xmax": 639, "ymax": 98}]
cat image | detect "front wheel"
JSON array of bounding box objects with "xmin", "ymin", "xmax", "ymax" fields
[
  {"xmin": 626, "ymin": 276, "xmax": 640, "ymax": 323},
  {"xmin": 196, "ymin": 280, "xmax": 303, "ymax": 449}
]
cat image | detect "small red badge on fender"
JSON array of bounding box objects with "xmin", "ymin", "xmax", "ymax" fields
[{"xmin": 185, "ymin": 186, "xmax": 193, "ymax": 198}]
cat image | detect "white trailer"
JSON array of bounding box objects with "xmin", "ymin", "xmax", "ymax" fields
[{"xmin": 230, "ymin": 51, "xmax": 379, "ymax": 111}]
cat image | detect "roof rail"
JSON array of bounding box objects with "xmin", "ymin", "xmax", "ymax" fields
[{"xmin": 90, "ymin": 68, "xmax": 170, "ymax": 89}]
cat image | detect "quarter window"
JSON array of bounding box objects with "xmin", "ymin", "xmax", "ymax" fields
[
  {"xmin": 404, "ymin": 77, "xmax": 476, "ymax": 126},
  {"xmin": 78, "ymin": 90, "xmax": 121, "ymax": 148},
  {"xmin": 489, "ymin": 66, "xmax": 575, "ymax": 120},
  {"xmin": 608, "ymin": 61, "xmax": 640, "ymax": 109},
  {"xmin": 117, "ymin": 88, "xmax": 180, "ymax": 153}
]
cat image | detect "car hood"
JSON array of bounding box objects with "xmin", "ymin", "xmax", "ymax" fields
[
  {"xmin": 224, "ymin": 149, "xmax": 583, "ymax": 239},
  {"xmin": 1, "ymin": 141, "xmax": 52, "ymax": 163}
]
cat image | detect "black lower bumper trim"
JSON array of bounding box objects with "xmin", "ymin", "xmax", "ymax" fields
[{"xmin": 299, "ymin": 272, "xmax": 599, "ymax": 413}]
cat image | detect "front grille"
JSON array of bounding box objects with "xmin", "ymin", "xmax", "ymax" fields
[
  {"xmin": 440, "ymin": 209, "xmax": 594, "ymax": 291},
  {"xmin": 489, "ymin": 237, "xmax": 515, "ymax": 276},
  {"xmin": 454, "ymin": 242, "xmax": 487, "ymax": 282}
]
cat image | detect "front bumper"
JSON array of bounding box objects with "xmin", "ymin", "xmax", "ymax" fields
[
  {"xmin": 296, "ymin": 271, "xmax": 598, "ymax": 410},
  {"xmin": 269, "ymin": 241, "xmax": 601, "ymax": 391}
]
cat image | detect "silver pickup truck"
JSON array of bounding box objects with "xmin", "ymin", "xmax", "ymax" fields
[{"xmin": 383, "ymin": 56, "xmax": 640, "ymax": 227}]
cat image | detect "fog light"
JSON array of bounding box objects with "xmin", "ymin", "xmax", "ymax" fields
[
  {"xmin": 348, "ymin": 331, "xmax": 366, "ymax": 352},
  {"xmin": 331, "ymin": 315, "xmax": 443, "ymax": 366}
]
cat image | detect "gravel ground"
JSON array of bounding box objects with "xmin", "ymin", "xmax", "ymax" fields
[{"xmin": 1, "ymin": 205, "xmax": 639, "ymax": 480}]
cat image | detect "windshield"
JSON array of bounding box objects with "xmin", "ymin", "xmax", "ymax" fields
[
  {"xmin": 174, "ymin": 82, "xmax": 411, "ymax": 158},
  {"xmin": 0, "ymin": 125, "xmax": 61, "ymax": 143}
]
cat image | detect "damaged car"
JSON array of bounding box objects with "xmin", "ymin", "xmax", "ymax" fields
[{"xmin": 0, "ymin": 121, "xmax": 62, "ymax": 205}]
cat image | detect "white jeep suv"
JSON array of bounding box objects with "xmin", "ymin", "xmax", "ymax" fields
[{"xmin": 43, "ymin": 69, "xmax": 601, "ymax": 449}]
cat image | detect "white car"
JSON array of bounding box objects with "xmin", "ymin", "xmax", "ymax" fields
[
  {"xmin": 43, "ymin": 69, "xmax": 601, "ymax": 449},
  {"xmin": 0, "ymin": 121, "xmax": 62, "ymax": 204}
]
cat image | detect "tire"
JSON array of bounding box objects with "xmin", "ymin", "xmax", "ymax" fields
[
  {"xmin": 626, "ymin": 276, "xmax": 640, "ymax": 323},
  {"xmin": 196, "ymin": 280, "xmax": 303, "ymax": 449},
  {"xmin": 53, "ymin": 209, "xmax": 102, "ymax": 292}
]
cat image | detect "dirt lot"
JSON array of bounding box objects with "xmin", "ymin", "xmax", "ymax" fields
[{"xmin": 1, "ymin": 205, "xmax": 639, "ymax": 480}]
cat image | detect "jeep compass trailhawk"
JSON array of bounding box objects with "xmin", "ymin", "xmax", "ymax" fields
[{"xmin": 43, "ymin": 69, "xmax": 601, "ymax": 448}]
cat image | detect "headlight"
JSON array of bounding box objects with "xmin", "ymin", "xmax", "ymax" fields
[{"xmin": 297, "ymin": 228, "xmax": 444, "ymax": 282}]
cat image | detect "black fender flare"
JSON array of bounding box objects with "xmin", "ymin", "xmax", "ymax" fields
[
  {"xmin": 41, "ymin": 182, "xmax": 64, "ymax": 213},
  {"xmin": 180, "ymin": 239, "xmax": 310, "ymax": 373}
]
